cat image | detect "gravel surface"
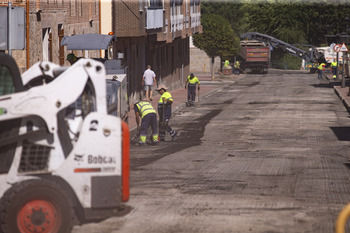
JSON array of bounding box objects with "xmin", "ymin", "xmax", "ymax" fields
[{"xmin": 73, "ymin": 70, "xmax": 350, "ymax": 233}]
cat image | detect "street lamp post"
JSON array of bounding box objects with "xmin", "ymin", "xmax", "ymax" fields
[{"xmin": 341, "ymin": 32, "xmax": 346, "ymax": 88}]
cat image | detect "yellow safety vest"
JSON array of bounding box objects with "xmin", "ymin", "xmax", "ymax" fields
[
  {"xmin": 234, "ymin": 61, "xmax": 240, "ymax": 68},
  {"xmin": 318, "ymin": 63, "xmax": 325, "ymax": 70},
  {"xmin": 159, "ymin": 92, "xmax": 173, "ymax": 104},
  {"xmin": 136, "ymin": 101, "xmax": 156, "ymax": 118},
  {"xmin": 187, "ymin": 76, "xmax": 200, "ymax": 87},
  {"xmin": 224, "ymin": 60, "xmax": 229, "ymax": 67},
  {"xmin": 331, "ymin": 61, "xmax": 337, "ymax": 67}
]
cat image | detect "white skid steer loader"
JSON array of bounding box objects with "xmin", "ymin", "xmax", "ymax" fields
[{"xmin": 0, "ymin": 53, "xmax": 130, "ymax": 233}]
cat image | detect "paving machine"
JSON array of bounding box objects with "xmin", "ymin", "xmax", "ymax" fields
[{"xmin": 0, "ymin": 53, "xmax": 130, "ymax": 233}]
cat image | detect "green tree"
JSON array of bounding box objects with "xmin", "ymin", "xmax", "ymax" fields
[
  {"xmin": 201, "ymin": 0, "xmax": 350, "ymax": 70},
  {"xmin": 193, "ymin": 14, "xmax": 240, "ymax": 80}
]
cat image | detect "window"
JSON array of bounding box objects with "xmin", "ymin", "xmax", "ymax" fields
[
  {"xmin": 70, "ymin": 0, "xmax": 76, "ymax": 16},
  {"xmin": 42, "ymin": 28, "xmax": 52, "ymax": 61},
  {"xmin": 171, "ymin": 0, "xmax": 183, "ymax": 6},
  {"xmin": 149, "ymin": 0, "xmax": 162, "ymax": 8},
  {"xmin": 0, "ymin": 66, "xmax": 15, "ymax": 96}
]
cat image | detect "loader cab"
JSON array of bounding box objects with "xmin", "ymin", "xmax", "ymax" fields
[
  {"xmin": 0, "ymin": 53, "xmax": 25, "ymax": 174},
  {"xmin": 60, "ymin": 34, "xmax": 129, "ymax": 122},
  {"xmin": 0, "ymin": 53, "xmax": 24, "ymax": 96}
]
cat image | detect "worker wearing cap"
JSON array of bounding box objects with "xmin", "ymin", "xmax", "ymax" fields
[
  {"xmin": 185, "ymin": 73, "xmax": 200, "ymax": 106},
  {"xmin": 317, "ymin": 62, "xmax": 326, "ymax": 79},
  {"xmin": 134, "ymin": 100, "xmax": 158, "ymax": 145},
  {"xmin": 156, "ymin": 84, "xmax": 177, "ymax": 141},
  {"xmin": 331, "ymin": 60, "xmax": 337, "ymax": 80},
  {"xmin": 67, "ymin": 53, "xmax": 79, "ymax": 65}
]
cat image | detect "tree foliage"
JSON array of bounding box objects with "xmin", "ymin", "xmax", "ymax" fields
[
  {"xmin": 193, "ymin": 14, "xmax": 240, "ymax": 59},
  {"xmin": 201, "ymin": 0, "xmax": 350, "ymax": 69}
]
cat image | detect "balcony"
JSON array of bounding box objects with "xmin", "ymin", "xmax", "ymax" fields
[
  {"xmin": 146, "ymin": 7, "xmax": 163, "ymax": 30},
  {"xmin": 171, "ymin": 14, "xmax": 184, "ymax": 32},
  {"xmin": 191, "ymin": 12, "xmax": 200, "ymax": 28}
]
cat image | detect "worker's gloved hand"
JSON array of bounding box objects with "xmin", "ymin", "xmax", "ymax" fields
[{"xmin": 198, "ymin": 86, "xmax": 200, "ymax": 90}]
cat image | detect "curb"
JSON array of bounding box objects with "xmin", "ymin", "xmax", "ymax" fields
[
  {"xmin": 328, "ymin": 76, "xmax": 350, "ymax": 114},
  {"xmin": 333, "ymin": 86, "xmax": 350, "ymax": 114}
]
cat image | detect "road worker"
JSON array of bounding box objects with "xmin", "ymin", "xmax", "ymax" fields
[
  {"xmin": 234, "ymin": 60, "xmax": 240, "ymax": 75},
  {"xmin": 134, "ymin": 100, "xmax": 158, "ymax": 146},
  {"xmin": 331, "ymin": 60, "xmax": 337, "ymax": 80},
  {"xmin": 156, "ymin": 84, "xmax": 177, "ymax": 141},
  {"xmin": 66, "ymin": 53, "xmax": 79, "ymax": 65},
  {"xmin": 317, "ymin": 62, "xmax": 326, "ymax": 79},
  {"xmin": 185, "ymin": 73, "xmax": 200, "ymax": 106},
  {"xmin": 224, "ymin": 60, "xmax": 230, "ymax": 68}
]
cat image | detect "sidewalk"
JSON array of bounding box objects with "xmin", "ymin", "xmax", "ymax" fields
[
  {"xmin": 127, "ymin": 73, "xmax": 241, "ymax": 139},
  {"xmin": 327, "ymin": 74, "xmax": 350, "ymax": 113}
]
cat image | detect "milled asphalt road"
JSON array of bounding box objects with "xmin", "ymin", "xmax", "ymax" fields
[{"xmin": 73, "ymin": 69, "xmax": 350, "ymax": 233}]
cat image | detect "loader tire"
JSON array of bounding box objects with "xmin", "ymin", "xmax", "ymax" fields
[{"xmin": 0, "ymin": 179, "xmax": 74, "ymax": 233}]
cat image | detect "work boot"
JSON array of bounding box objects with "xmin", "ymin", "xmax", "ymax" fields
[{"xmin": 171, "ymin": 131, "xmax": 178, "ymax": 141}]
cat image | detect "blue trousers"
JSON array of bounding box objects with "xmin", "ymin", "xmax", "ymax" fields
[
  {"xmin": 187, "ymin": 86, "xmax": 196, "ymax": 103},
  {"xmin": 140, "ymin": 113, "xmax": 158, "ymax": 142},
  {"xmin": 158, "ymin": 114, "xmax": 176, "ymax": 140},
  {"xmin": 318, "ymin": 70, "xmax": 323, "ymax": 79}
]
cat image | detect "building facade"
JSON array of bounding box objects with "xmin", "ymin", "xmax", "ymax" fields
[
  {"xmin": 0, "ymin": 0, "xmax": 100, "ymax": 72},
  {"xmin": 1, "ymin": 0, "xmax": 202, "ymax": 102},
  {"xmin": 112, "ymin": 0, "xmax": 202, "ymax": 100}
]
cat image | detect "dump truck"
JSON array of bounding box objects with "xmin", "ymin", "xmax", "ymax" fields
[
  {"xmin": 0, "ymin": 52, "xmax": 130, "ymax": 233},
  {"xmin": 240, "ymin": 40, "xmax": 270, "ymax": 74},
  {"xmin": 240, "ymin": 32, "xmax": 325, "ymax": 73}
]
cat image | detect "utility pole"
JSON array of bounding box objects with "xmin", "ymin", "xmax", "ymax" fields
[{"xmin": 8, "ymin": 1, "xmax": 12, "ymax": 56}]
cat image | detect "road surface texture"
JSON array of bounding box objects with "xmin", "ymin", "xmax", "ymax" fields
[{"xmin": 73, "ymin": 69, "xmax": 350, "ymax": 233}]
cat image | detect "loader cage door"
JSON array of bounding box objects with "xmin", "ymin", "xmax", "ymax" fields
[
  {"xmin": 0, "ymin": 53, "xmax": 24, "ymax": 95},
  {"xmin": 0, "ymin": 53, "xmax": 24, "ymax": 174}
]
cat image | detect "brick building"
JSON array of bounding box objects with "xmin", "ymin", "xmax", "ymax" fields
[
  {"xmin": 1, "ymin": 0, "xmax": 202, "ymax": 102},
  {"xmin": 111, "ymin": 0, "xmax": 202, "ymax": 101},
  {"xmin": 0, "ymin": 0, "xmax": 100, "ymax": 72}
]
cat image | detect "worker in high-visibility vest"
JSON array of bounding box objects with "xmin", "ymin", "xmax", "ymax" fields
[
  {"xmin": 224, "ymin": 60, "xmax": 230, "ymax": 68},
  {"xmin": 331, "ymin": 61, "xmax": 338, "ymax": 80},
  {"xmin": 134, "ymin": 100, "xmax": 159, "ymax": 145},
  {"xmin": 317, "ymin": 63, "xmax": 326, "ymax": 79},
  {"xmin": 185, "ymin": 73, "xmax": 200, "ymax": 106},
  {"xmin": 156, "ymin": 84, "xmax": 177, "ymax": 141},
  {"xmin": 234, "ymin": 61, "xmax": 240, "ymax": 75}
]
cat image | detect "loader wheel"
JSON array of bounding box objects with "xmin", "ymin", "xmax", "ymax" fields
[{"xmin": 0, "ymin": 179, "xmax": 74, "ymax": 233}]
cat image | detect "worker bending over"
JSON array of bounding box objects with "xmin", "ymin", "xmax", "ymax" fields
[{"xmin": 134, "ymin": 100, "xmax": 158, "ymax": 146}]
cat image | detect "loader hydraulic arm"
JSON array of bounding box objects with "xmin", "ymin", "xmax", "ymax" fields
[{"xmin": 240, "ymin": 32, "xmax": 324, "ymax": 63}]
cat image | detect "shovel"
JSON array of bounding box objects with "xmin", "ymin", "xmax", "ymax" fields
[{"xmin": 197, "ymin": 87, "xmax": 200, "ymax": 106}]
